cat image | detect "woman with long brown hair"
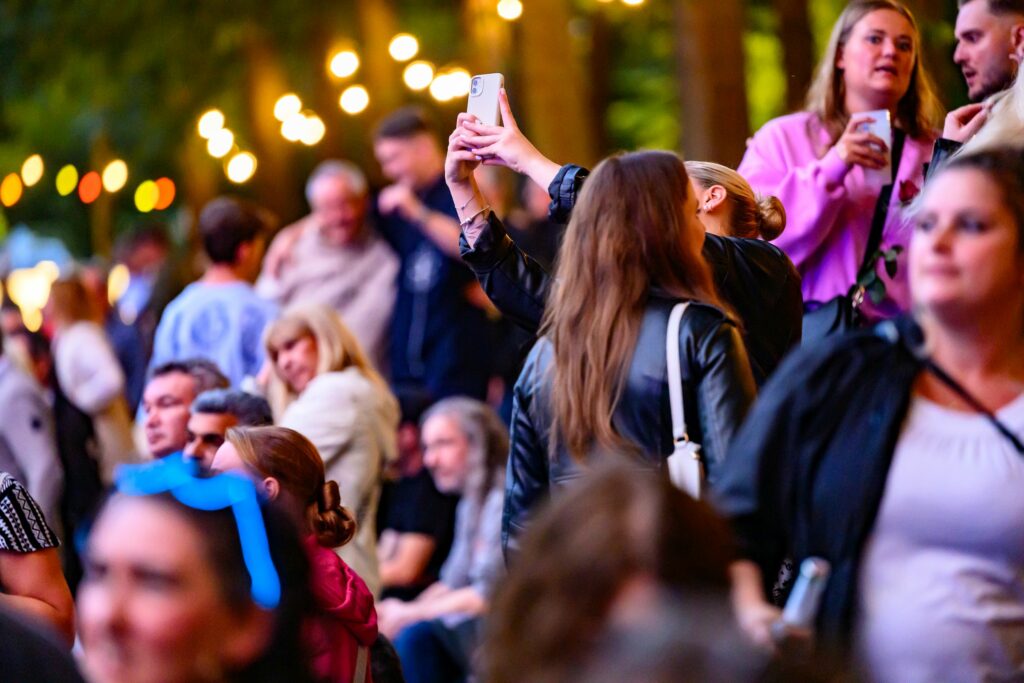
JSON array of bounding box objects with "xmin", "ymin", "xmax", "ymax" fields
[
  {"xmin": 738, "ymin": 0, "xmax": 943, "ymax": 322},
  {"xmin": 212, "ymin": 425, "xmax": 377, "ymax": 683},
  {"xmin": 445, "ymin": 129, "xmax": 757, "ymax": 551}
]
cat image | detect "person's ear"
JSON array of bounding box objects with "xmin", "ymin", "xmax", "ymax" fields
[
  {"xmin": 1011, "ymin": 23, "xmax": 1024, "ymax": 64},
  {"xmin": 261, "ymin": 477, "xmax": 281, "ymax": 501},
  {"xmin": 221, "ymin": 605, "xmax": 274, "ymax": 669},
  {"xmin": 703, "ymin": 185, "xmax": 728, "ymax": 214}
]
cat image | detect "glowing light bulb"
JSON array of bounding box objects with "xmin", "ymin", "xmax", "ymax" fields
[
  {"xmin": 56, "ymin": 165, "xmax": 79, "ymax": 196},
  {"xmin": 389, "ymin": 34, "xmax": 419, "ymax": 62},
  {"xmin": 226, "ymin": 152, "xmax": 257, "ymax": 184},
  {"xmin": 497, "ymin": 0, "xmax": 524, "ymax": 20},
  {"xmin": 21, "ymin": 155, "xmax": 44, "ymax": 187},
  {"xmin": 197, "ymin": 109, "xmax": 225, "ymax": 139},
  {"xmin": 207, "ymin": 128, "xmax": 234, "ymax": 158},
  {"xmin": 154, "ymin": 178, "xmax": 176, "ymax": 210},
  {"xmin": 281, "ymin": 113, "xmax": 306, "ymax": 141},
  {"xmin": 102, "ymin": 160, "xmax": 129, "ymax": 193},
  {"xmin": 79, "ymin": 171, "xmax": 102, "ymax": 204},
  {"xmin": 1, "ymin": 174, "xmax": 23, "ymax": 207},
  {"xmin": 403, "ymin": 61, "xmax": 435, "ymax": 91},
  {"xmin": 134, "ymin": 180, "xmax": 159, "ymax": 213},
  {"xmin": 300, "ymin": 116, "xmax": 326, "ymax": 146},
  {"xmin": 274, "ymin": 94, "xmax": 302, "ymax": 122},
  {"xmin": 329, "ymin": 50, "xmax": 360, "ymax": 78},
  {"xmin": 429, "ymin": 73, "xmax": 455, "ymax": 102},
  {"xmin": 339, "ymin": 86, "xmax": 370, "ymax": 114},
  {"xmin": 447, "ymin": 68, "xmax": 472, "ymax": 97},
  {"xmin": 108, "ymin": 264, "xmax": 131, "ymax": 306}
]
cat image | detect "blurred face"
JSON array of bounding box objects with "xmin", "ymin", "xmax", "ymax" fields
[
  {"xmin": 838, "ymin": 9, "xmax": 916, "ymax": 108},
  {"xmin": 954, "ymin": 1, "xmax": 1021, "ymax": 101},
  {"xmin": 910, "ymin": 167, "xmax": 1024, "ymax": 320},
  {"xmin": 422, "ymin": 414, "xmax": 470, "ymax": 494},
  {"xmin": 78, "ymin": 495, "xmax": 267, "ymax": 683},
  {"xmin": 681, "ymin": 182, "xmax": 708, "ymax": 248},
  {"xmin": 309, "ymin": 176, "xmax": 368, "ymax": 247},
  {"xmin": 373, "ymin": 134, "xmax": 437, "ymax": 188},
  {"xmin": 184, "ymin": 412, "xmax": 239, "ymax": 470},
  {"xmin": 211, "ymin": 442, "xmax": 250, "ymax": 478},
  {"xmin": 273, "ymin": 334, "xmax": 318, "ymax": 394},
  {"xmin": 142, "ymin": 373, "xmax": 196, "ymax": 457}
]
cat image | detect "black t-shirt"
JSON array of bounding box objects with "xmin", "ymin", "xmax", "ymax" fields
[{"xmin": 377, "ymin": 468, "xmax": 459, "ymax": 600}]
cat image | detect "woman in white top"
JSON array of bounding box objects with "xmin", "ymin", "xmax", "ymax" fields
[
  {"xmin": 716, "ymin": 148, "xmax": 1024, "ymax": 680},
  {"xmin": 46, "ymin": 275, "xmax": 137, "ymax": 483},
  {"xmin": 264, "ymin": 303, "xmax": 399, "ymax": 596}
]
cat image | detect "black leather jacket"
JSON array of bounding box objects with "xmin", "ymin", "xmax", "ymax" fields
[
  {"xmin": 503, "ymin": 295, "xmax": 757, "ymax": 553},
  {"xmin": 460, "ymin": 164, "xmax": 802, "ymax": 384}
]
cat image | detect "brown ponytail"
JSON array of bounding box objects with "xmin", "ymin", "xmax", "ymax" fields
[
  {"xmin": 225, "ymin": 425, "xmax": 357, "ymax": 549},
  {"xmin": 310, "ymin": 480, "xmax": 357, "ymax": 548},
  {"xmin": 755, "ymin": 194, "xmax": 786, "ymax": 241}
]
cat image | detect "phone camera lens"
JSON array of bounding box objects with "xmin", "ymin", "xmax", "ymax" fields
[{"xmin": 471, "ymin": 77, "xmax": 482, "ymax": 96}]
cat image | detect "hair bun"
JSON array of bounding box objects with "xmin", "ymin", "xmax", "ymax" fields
[
  {"xmin": 311, "ymin": 480, "xmax": 357, "ymax": 548},
  {"xmin": 755, "ymin": 194, "xmax": 786, "ymax": 241}
]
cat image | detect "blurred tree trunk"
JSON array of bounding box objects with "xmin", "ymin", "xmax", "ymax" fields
[
  {"xmin": 773, "ymin": 0, "xmax": 815, "ymax": 112},
  {"xmin": 463, "ymin": 0, "xmax": 512, "ymax": 74},
  {"xmin": 674, "ymin": 0, "xmax": 750, "ymax": 166},
  {"xmin": 587, "ymin": 12, "xmax": 612, "ymax": 156},
  {"xmin": 357, "ymin": 0, "xmax": 401, "ymax": 116},
  {"xmin": 903, "ymin": 0, "xmax": 962, "ymax": 108},
  {"xmin": 518, "ymin": 0, "xmax": 597, "ymax": 168},
  {"xmin": 244, "ymin": 24, "xmax": 301, "ymax": 225},
  {"xmin": 89, "ymin": 133, "xmax": 114, "ymax": 258}
]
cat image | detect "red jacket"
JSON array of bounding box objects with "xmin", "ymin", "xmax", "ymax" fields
[{"xmin": 304, "ymin": 536, "xmax": 379, "ymax": 683}]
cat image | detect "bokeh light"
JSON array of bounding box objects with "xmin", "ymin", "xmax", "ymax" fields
[
  {"xmin": 56, "ymin": 165, "xmax": 79, "ymax": 196},
  {"xmin": 429, "ymin": 74, "xmax": 455, "ymax": 102},
  {"xmin": 1, "ymin": 174, "xmax": 23, "ymax": 208},
  {"xmin": 102, "ymin": 160, "xmax": 129, "ymax": 193},
  {"xmin": 403, "ymin": 61, "xmax": 435, "ymax": 91},
  {"xmin": 281, "ymin": 113, "xmax": 306, "ymax": 142},
  {"xmin": 447, "ymin": 69, "xmax": 472, "ymax": 97},
  {"xmin": 197, "ymin": 109, "xmax": 226, "ymax": 139},
  {"xmin": 274, "ymin": 94, "xmax": 302, "ymax": 122},
  {"xmin": 21, "ymin": 155, "xmax": 44, "ymax": 187},
  {"xmin": 134, "ymin": 180, "xmax": 159, "ymax": 213},
  {"xmin": 339, "ymin": 86, "xmax": 370, "ymax": 114},
  {"xmin": 154, "ymin": 178, "xmax": 176, "ymax": 210},
  {"xmin": 300, "ymin": 116, "xmax": 326, "ymax": 146},
  {"xmin": 79, "ymin": 171, "xmax": 102, "ymax": 204},
  {"xmin": 207, "ymin": 128, "xmax": 235, "ymax": 158},
  {"xmin": 6, "ymin": 263, "xmax": 60, "ymax": 332},
  {"xmin": 622, "ymin": 0, "xmax": 644, "ymax": 5},
  {"xmin": 329, "ymin": 50, "xmax": 360, "ymax": 78},
  {"xmin": 497, "ymin": 0, "xmax": 524, "ymax": 20},
  {"xmin": 107, "ymin": 264, "xmax": 131, "ymax": 306},
  {"xmin": 226, "ymin": 152, "xmax": 257, "ymax": 184},
  {"xmin": 389, "ymin": 34, "xmax": 419, "ymax": 62}
]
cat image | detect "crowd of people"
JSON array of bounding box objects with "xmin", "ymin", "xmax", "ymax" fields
[{"xmin": 1, "ymin": 0, "xmax": 1024, "ymax": 681}]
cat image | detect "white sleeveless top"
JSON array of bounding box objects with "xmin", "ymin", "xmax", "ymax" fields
[{"xmin": 855, "ymin": 392, "xmax": 1024, "ymax": 682}]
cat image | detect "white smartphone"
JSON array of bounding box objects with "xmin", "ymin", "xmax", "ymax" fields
[
  {"xmin": 856, "ymin": 109, "xmax": 893, "ymax": 184},
  {"xmin": 466, "ymin": 73, "xmax": 504, "ymax": 126}
]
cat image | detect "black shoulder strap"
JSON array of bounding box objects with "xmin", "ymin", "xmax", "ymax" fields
[
  {"xmin": 860, "ymin": 129, "xmax": 907, "ymax": 274},
  {"xmin": 922, "ymin": 358, "xmax": 1024, "ymax": 455}
]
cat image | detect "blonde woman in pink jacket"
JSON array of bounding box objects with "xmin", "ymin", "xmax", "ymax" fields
[{"xmin": 738, "ymin": 0, "xmax": 943, "ymax": 321}]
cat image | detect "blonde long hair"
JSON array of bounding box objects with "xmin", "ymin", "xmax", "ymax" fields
[
  {"xmin": 263, "ymin": 303, "xmax": 389, "ymax": 418},
  {"xmin": 805, "ymin": 0, "xmax": 943, "ymax": 142},
  {"xmin": 541, "ymin": 151, "xmax": 725, "ymax": 462}
]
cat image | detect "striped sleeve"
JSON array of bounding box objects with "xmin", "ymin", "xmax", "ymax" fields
[{"xmin": 0, "ymin": 472, "xmax": 59, "ymax": 552}]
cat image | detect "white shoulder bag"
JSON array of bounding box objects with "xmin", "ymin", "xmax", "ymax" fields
[{"xmin": 665, "ymin": 302, "xmax": 706, "ymax": 499}]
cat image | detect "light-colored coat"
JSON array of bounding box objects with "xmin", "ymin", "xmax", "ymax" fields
[{"xmin": 280, "ymin": 367, "xmax": 399, "ymax": 596}]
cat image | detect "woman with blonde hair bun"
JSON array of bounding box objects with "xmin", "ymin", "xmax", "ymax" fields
[
  {"xmin": 263, "ymin": 303, "xmax": 400, "ymax": 597},
  {"xmin": 686, "ymin": 161, "xmax": 787, "ymax": 241},
  {"xmin": 213, "ymin": 425, "xmax": 378, "ymax": 683}
]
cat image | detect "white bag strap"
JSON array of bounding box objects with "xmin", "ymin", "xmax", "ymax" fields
[
  {"xmin": 353, "ymin": 644, "xmax": 369, "ymax": 683},
  {"xmin": 666, "ymin": 302, "xmax": 690, "ymax": 445}
]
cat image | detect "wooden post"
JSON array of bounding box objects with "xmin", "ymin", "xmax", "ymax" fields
[{"xmin": 673, "ymin": 0, "xmax": 751, "ymax": 167}]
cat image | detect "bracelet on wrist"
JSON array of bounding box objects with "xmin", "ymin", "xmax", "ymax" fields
[{"xmin": 459, "ymin": 205, "xmax": 491, "ymax": 229}]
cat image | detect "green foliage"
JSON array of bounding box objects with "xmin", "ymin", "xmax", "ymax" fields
[{"xmin": 744, "ymin": 4, "xmax": 787, "ymax": 130}]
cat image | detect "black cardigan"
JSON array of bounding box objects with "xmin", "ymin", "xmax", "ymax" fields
[{"xmin": 712, "ymin": 317, "xmax": 926, "ymax": 646}]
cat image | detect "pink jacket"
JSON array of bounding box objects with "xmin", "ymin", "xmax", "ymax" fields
[
  {"xmin": 737, "ymin": 111, "xmax": 935, "ymax": 319},
  {"xmin": 304, "ymin": 536, "xmax": 379, "ymax": 683}
]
